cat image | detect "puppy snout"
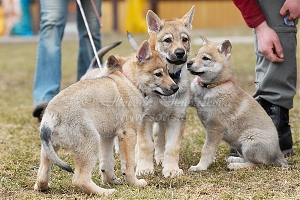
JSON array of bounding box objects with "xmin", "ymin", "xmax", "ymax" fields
[
  {"xmin": 187, "ymin": 61, "xmax": 193, "ymax": 69},
  {"xmin": 175, "ymin": 49, "xmax": 185, "ymax": 59},
  {"xmin": 171, "ymin": 85, "xmax": 179, "ymax": 93}
]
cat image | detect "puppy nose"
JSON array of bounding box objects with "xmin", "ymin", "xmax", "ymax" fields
[
  {"xmin": 186, "ymin": 61, "xmax": 193, "ymax": 69},
  {"xmin": 171, "ymin": 85, "xmax": 179, "ymax": 93},
  {"xmin": 175, "ymin": 49, "xmax": 185, "ymax": 58}
]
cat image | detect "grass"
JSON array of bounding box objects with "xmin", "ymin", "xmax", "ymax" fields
[{"xmin": 0, "ymin": 27, "xmax": 300, "ymax": 199}]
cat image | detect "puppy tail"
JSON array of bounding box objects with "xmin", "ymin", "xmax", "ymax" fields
[
  {"xmin": 127, "ymin": 31, "xmax": 139, "ymax": 51},
  {"xmin": 88, "ymin": 41, "xmax": 122, "ymax": 69},
  {"xmin": 40, "ymin": 125, "xmax": 74, "ymax": 173}
]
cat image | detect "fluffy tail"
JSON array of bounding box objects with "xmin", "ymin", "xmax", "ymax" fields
[
  {"xmin": 89, "ymin": 41, "xmax": 122, "ymax": 69},
  {"xmin": 40, "ymin": 125, "xmax": 74, "ymax": 173}
]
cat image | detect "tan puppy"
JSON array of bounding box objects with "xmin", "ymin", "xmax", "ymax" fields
[
  {"xmin": 135, "ymin": 6, "xmax": 195, "ymax": 178},
  {"xmin": 34, "ymin": 36, "xmax": 178, "ymax": 196},
  {"xmin": 187, "ymin": 36, "xmax": 289, "ymax": 170}
]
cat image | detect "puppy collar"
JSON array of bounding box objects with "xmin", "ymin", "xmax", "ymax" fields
[
  {"xmin": 194, "ymin": 76, "xmax": 236, "ymax": 89},
  {"xmin": 169, "ymin": 70, "xmax": 182, "ymax": 82},
  {"xmin": 122, "ymin": 71, "xmax": 128, "ymax": 79}
]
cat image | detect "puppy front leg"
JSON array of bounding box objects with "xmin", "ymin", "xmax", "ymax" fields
[
  {"xmin": 118, "ymin": 129, "xmax": 147, "ymax": 186},
  {"xmin": 135, "ymin": 120, "xmax": 155, "ymax": 176},
  {"xmin": 153, "ymin": 122, "xmax": 166, "ymax": 165},
  {"xmin": 162, "ymin": 120, "xmax": 185, "ymax": 178},
  {"xmin": 189, "ymin": 128, "xmax": 222, "ymax": 171}
]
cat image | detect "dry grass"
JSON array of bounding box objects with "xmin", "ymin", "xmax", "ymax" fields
[{"xmin": 0, "ymin": 27, "xmax": 300, "ymax": 199}]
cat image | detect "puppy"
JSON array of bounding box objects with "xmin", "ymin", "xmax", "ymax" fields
[
  {"xmin": 187, "ymin": 36, "xmax": 289, "ymax": 170},
  {"xmin": 135, "ymin": 6, "xmax": 195, "ymax": 178},
  {"xmin": 34, "ymin": 34, "xmax": 178, "ymax": 196}
]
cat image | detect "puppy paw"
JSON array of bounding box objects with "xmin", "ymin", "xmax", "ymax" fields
[
  {"xmin": 135, "ymin": 166, "xmax": 154, "ymax": 176},
  {"xmin": 227, "ymin": 162, "xmax": 256, "ymax": 170},
  {"xmin": 155, "ymin": 155, "xmax": 164, "ymax": 166},
  {"xmin": 102, "ymin": 174, "xmax": 121, "ymax": 185},
  {"xmin": 34, "ymin": 182, "xmax": 49, "ymax": 192},
  {"xmin": 227, "ymin": 163, "xmax": 238, "ymax": 171},
  {"xmin": 134, "ymin": 179, "xmax": 147, "ymax": 187},
  {"xmin": 112, "ymin": 176, "xmax": 122, "ymax": 185},
  {"xmin": 162, "ymin": 168, "xmax": 183, "ymax": 178},
  {"xmin": 189, "ymin": 165, "xmax": 208, "ymax": 171},
  {"xmin": 227, "ymin": 156, "xmax": 245, "ymax": 163},
  {"xmin": 103, "ymin": 189, "xmax": 116, "ymax": 196}
]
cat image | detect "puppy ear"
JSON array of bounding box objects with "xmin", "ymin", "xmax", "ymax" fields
[
  {"xmin": 218, "ymin": 40, "xmax": 232, "ymax": 57},
  {"xmin": 146, "ymin": 10, "xmax": 164, "ymax": 33},
  {"xmin": 136, "ymin": 40, "xmax": 152, "ymax": 63},
  {"xmin": 180, "ymin": 5, "xmax": 195, "ymax": 31},
  {"xmin": 148, "ymin": 32, "xmax": 157, "ymax": 50},
  {"xmin": 107, "ymin": 55, "xmax": 120, "ymax": 68},
  {"xmin": 199, "ymin": 35, "xmax": 209, "ymax": 46}
]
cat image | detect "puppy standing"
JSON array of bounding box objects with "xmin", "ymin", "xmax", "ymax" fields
[
  {"xmin": 34, "ymin": 35, "xmax": 178, "ymax": 196},
  {"xmin": 187, "ymin": 36, "xmax": 289, "ymax": 170},
  {"xmin": 135, "ymin": 6, "xmax": 194, "ymax": 178}
]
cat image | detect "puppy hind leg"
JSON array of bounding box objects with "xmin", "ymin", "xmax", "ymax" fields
[
  {"xmin": 72, "ymin": 153, "xmax": 115, "ymax": 196},
  {"xmin": 119, "ymin": 128, "xmax": 147, "ymax": 187},
  {"xmin": 34, "ymin": 146, "xmax": 53, "ymax": 191},
  {"xmin": 153, "ymin": 122, "xmax": 166, "ymax": 165},
  {"xmin": 99, "ymin": 136, "xmax": 121, "ymax": 184}
]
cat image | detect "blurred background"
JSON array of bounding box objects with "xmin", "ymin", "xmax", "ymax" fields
[{"xmin": 0, "ymin": 0, "xmax": 246, "ymax": 36}]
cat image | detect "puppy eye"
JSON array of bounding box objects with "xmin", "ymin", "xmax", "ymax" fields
[
  {"xmin": 155, "ymin": 72, "xmax": 163, "ymax": 77},
  {"xmin": 164, "ymin": 38, "xmax": 172, "ymax": 43},
  {"xmin": 202, "ymin": 56, "xmax": 211, "ymax": 61},
  {"xmin": 182, "ymin": 37, "xmax": 188, "ymax": 42}
]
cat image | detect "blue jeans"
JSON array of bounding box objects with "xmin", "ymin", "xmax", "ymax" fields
[{"xmin": 33, "ymin": 0, "xmax": 101, "ymax": 106}]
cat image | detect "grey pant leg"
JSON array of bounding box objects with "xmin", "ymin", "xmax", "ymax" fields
[{"xmin": 254, "ymin": 0, "xmax": 298, "ymax": 109}]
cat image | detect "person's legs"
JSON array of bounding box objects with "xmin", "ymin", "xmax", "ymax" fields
[
  {"xmin": 254, "ymin": 0, "xmax": 298, "ymax": 156},
  {"xmin": 76, "ymin": 0, "xmax": 101, "ymax": 80},
  {"xmin": 33, "ymin": 0, "xmax": 68, "ymax": 112}
]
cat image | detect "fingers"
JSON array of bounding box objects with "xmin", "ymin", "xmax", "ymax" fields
[{"xmin": 263, "ymin": 46, "xmax": 284, "ymax": 63}]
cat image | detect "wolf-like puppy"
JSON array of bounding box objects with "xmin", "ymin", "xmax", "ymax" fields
[
  {"xmin": 187, "ymin": 36, "xmax": 289, "ymax": 170},
  {"xmin": 34, "ymin": 37, "xmax": 178, "ymax": 196},
  {"xmin": 135, "ymin": 6, "xmax": 195, "ymax": 178}
]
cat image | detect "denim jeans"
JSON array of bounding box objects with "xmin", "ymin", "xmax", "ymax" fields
[{"xmin": 33, "ymin": 0, "xmax": 101, "ymax": 106}]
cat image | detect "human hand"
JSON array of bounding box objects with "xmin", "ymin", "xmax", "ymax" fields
[
  {"xmin": 280, "ymin": 0, "xmax": 300, "ymax": 20},
  {"xmin": 254, "ymin": 21, "xmax": 284, "ymax": 63}
]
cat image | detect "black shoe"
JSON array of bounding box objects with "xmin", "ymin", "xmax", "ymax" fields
[
  {"xmin": 32, "ymin": 102, "xmax": 48, "ymax": 122},
  {"xmin": 258, "ymin": 99, "xmax": 294, "ymax": 157}
]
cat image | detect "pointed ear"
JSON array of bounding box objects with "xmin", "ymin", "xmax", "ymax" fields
[
  {"xmin": 218, "ymin": 40, "xmax": 232, "ymax": 57},
  {"xmin": 179, "ymin": 6, "xmax": 195, "ymax": 31},
  {"xmin": 107, "ymin": 55, "xmax": 120, "ymax": 68},
  {"xmin": 148, "ymin": 32, "xmax": 156, "ymax": 50},
  {"xmin": 146, "ymin": 10, "xmax": 164, "ymax": 33},
  {"xmin": 199, "ymin": 35, "xmax": 209, "ymax": 46},
  {"xmin": 136, "ymin": 40, "xmax": 152, "ymax": 63}
]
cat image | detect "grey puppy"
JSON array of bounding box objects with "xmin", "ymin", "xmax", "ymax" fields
[{"xmin": 187, "ymin": 36, "xmax": 289, "ymax": 170}]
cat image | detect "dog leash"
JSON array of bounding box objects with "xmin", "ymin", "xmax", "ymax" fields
[
  {"xmin": 76, "ymin": 0, "xmax": 102, "ymax": 69},
  {"xmin": 90, "ymin": 0, "xmax": 102, "ymax": 27}
]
